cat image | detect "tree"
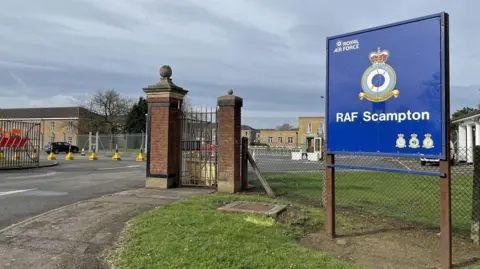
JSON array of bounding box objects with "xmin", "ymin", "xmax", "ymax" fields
[
  {"xmin": 76, "ymin": 88, "xmax": 134, "ymax": 134},
  {"xmin": 276, "ymin": 123, "xmax": 296, "ymax": 130},
  {"xmin": 450, "ymin": 106, "xmax": 480, "ymax": 142},
  {"xmin": 124, "ymin": 97, "xmax": 148, "ymax": 133},
  {"xmin": 452, "ymin": 106, "xmax": 478, "ymax": 120},
  {"xmin": 123, "ymin": 96, "xmax": 194, "ymax": 133}
]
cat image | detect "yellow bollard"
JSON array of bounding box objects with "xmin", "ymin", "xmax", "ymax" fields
[
  {"xmin": 0, "ymin": 149, "xmax": 4, "ymax": 160},
  {"xmin": 65, "ymin": 145, "xmax": 74, "ymax": 160},
  {"xmin": 81, "ymin": 148, "xmax": 86, "ymax": 156},
  {"xmin": 89, "ymin": 151, "xmax": 98, "ymax": 160},
  {"xmin": 12, "ymin": 151, "xmax": 20, "ymax": 161},
  {"xmin": 112, "ymin": 144, "xmax": 121, "ymax": 161},
  {"xmin": 136, "ymin": 148, "xmax": 145, "ymax": 161},
  {"xmin": 48, "ymin": 151, "xmax": 56, "ymax": 160},
  {"xmin": 31, "ymin": 149, "xmax": 38, "ymax": 160}
]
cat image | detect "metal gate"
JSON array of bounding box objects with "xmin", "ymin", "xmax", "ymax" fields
[
  {"xmin": 0, "ymin": 120, "xmax": 41, "ymax": 169},
  {"xmin": 179, "ymin": 107, "xmax": 218, "ymax": 187}
]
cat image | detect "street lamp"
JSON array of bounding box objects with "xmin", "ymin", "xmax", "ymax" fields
[{"xmin": 296, "ymin": 131, "xmax": 298, "ymax": 148}]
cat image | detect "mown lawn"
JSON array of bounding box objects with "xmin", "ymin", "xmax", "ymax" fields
[
  {"xmin": 108, "ymin": 194, "xmax": 369, "ymax": 269},
  {"xmin": 265, "ymin": 172, "xmax": 473, "ymax": 233}
]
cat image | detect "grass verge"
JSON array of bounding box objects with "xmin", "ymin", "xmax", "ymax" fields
[
  {"xmin": 107, "ymin": 194, "xmax": 368, "ymax": 269},
  {"xmin": 265, "ymin": 172, "xmax": 472, "ymax": 233}
]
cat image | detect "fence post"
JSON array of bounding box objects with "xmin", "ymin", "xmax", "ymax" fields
[
  {"xmin": 95, "ymin": 132, "xmax": 99, "ymax": 153},
  {"xmin": 472, "ymin": 146, "xmax": 480, "ymax": 244},
  {"xmin": 143, "ymin": 65, "xmax": 187, "ymax": 189},
  {"xmin": 88, "ymin": 132, "xmax": 92, "ymax": 152},
  {"xmin": 125, "ymin": 133, "xmax": 128, "ymax": 152},
  {"xmin": 217, "ymin": 89, "xmax": 243, "ymax": 193},
  {"xmin": 241, "ymin": 137, "xmax": 249, "ymax": 190}
]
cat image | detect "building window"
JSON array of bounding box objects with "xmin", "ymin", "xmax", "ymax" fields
[
  {"xmin": 68, "ymin": 120, "xmax": 74, "ymax": 130},
  {"xmin": 67, "ymin": 136, "xmax": 73, "ymax": 144},
  {"xmin": 277, "ymin": 136, "xmax": 283, "ymax": 144},
  {"xmin": 267, "ymin": 136, "xmax": 273, "ymax": 143},
  {"xmin": 50, "ymin": 121, "xmax": 55, "ymax": 131},
  {"xmin": 288, "ymin": 136, "xmax": 293, "ymax": 144},
  {"xmin": 307, "ymin": 122, "xmax": 312, "ymax": 133}
]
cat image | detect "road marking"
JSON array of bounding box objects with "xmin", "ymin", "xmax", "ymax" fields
[
  {"xmin": 397, "ymin": 160, "xmax": 412, "ymax": 171},
  {"xmin": 5, "ymin": 172, "xmax": 56, "ymax": 180},
  {"xmin": 126, "ymin": 165, "xmax": 142, "ymax": 168},
  {"xmin": 98, "ymin": 165, "xmax": 142, "ymax": 170},
  {"xmin": 0, "ymin": 189, "xmax": 37, "ymax": 196}
]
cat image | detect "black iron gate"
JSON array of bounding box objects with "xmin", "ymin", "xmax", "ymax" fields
[
  {"xmin": 179, "ymin": 107, "xmax": 218, "ymax": 187},
  {"xmin": 0, "ymin": 120, "xmax": 41, "ymax": 169}
]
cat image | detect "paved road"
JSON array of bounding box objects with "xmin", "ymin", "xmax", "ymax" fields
[
  {"xmin": 250, "ymin": 151, "xmax": 473, "ymax": 176},
  {"xmin": 0, "ymin": 155, "xmax": 146, "ymax": 230}
]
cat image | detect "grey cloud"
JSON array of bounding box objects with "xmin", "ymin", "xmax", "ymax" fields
[
  {"xmin": 1, "ymin": 0, "xmax": 144, "ymax": 32},
  {"xmin": 0, "ymin": 0, "xmax": 479, "ymax": 129},
  {"xmin": 144, "ymin": 2, "xmax": 290, "ymax": 57}
]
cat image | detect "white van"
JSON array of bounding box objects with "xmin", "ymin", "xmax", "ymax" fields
[{"xmin": 420, "ymin": 140, "xmax": 456, "ymax": 166}]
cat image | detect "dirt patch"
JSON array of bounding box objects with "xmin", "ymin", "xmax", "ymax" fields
[{"xmin": 297, "ymin": 212, "xmax": 480, "ymax": 269}]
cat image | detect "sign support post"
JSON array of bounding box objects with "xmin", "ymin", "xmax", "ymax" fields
[
  {"xmin": 325, "ymin": 12, "xmax": 451, "ymax": 268},
  {"xmin": 439, "ymin": 12, "xmax": 452, "ymax": 269},
  {"xmin": 325, "ymin": 153, "xmax": 335, "ymax": 236}
]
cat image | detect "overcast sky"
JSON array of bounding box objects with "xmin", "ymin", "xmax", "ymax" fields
[{"xmin": 0, "ymin": 0, "xmax": 478, "ymax": 129}]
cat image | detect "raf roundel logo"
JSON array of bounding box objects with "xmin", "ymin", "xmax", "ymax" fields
[
  {"xmin": 336, "ymin": 40, "xmax": 342, "ymax": 47},
  {"xmin": 359, "ymin": 47, "xmax": 400, "ymax": 102}
]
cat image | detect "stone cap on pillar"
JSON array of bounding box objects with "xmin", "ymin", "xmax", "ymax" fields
[
  {"xmin": 218, "ymin": 89, "xmax": 243, "ymax": 107},
  {"xmin": 143, "ymin": 65, "xmax": 188, "ymax": 99}
]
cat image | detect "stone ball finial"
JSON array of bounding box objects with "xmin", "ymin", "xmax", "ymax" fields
[
  {"xmin": 227, "ymin": 89, "xmax": 233, "ymax": 95},
  {"xmin": 159, "ymin": 65, "xmax": 172, "ymax": 78}
]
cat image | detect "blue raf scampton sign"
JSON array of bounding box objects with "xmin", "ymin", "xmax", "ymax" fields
[{"xmin": 325, "ymin": 13, "xmax": 448, "ymax": 159}]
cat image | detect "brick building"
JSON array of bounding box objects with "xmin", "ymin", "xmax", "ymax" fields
[
  {"xmin": 241, "ymin": 125, "xmax": 259, "ymax": 143},
  {"xmin": 256, "ymin": 116, "xmax": 325, "ymax": 149},
  {"xmin": 297, "ymin": 116, "xmax": 325, "ymax": 152},
  {"xmin": 258, "ymin": 129, "xmax": 299, "ymax": 147},
  {"xmin": 0, "ymin": 106, "xmax": 100, "ymax": 147}
]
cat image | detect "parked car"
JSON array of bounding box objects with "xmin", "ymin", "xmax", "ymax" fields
[
  {"xmin": 420, "ymin": 140, "xmax": 456, "ymax": 166},
  {"xmin": 44, "ymin": 142, "xmax": 80, "ymax": 154}
]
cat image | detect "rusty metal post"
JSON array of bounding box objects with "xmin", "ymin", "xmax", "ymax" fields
[
  {"xmin": 325, "ymin": 153, "xmax": 335, "ymax": 237},
  {"xmin": 241, "ymin": 137, "xmax": 249, "ymax": 190},
  {"xmin": 472, "ymin": 146, "xmax": 480, "ymax": 244},
  {"xmin": 439, "ymin": 158, "xmax": 452, "ymax": 269}
]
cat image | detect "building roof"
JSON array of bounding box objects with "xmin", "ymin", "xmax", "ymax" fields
[
  {"xmin": 452, "ymin": 110, "xmax": 480, "ymax": 123},
  {"xmin": 0, "ymin": 106, "xmax": 87, "ymax": 119},
  {"xmin": 241, "ymin": 125, "xmax": 256, "ymax": 131}
]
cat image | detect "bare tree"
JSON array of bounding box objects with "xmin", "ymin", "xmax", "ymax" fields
[
  {"xmin": 276, "ymin": 123, "xmax": 296, "ymax": 130},
  {"xmin": 76, "ymin": 88, "xmax": 134, "ymax": 134}
]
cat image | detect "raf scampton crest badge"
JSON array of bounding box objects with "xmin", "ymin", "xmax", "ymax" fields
[{"xmin": 359, "ymin": 47, "xmax": 400, "ymax": 102}]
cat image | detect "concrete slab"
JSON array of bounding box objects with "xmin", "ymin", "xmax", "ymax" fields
[{"xmin": 217, "ymin": 201, "xmax": 287, "ymax": 217}]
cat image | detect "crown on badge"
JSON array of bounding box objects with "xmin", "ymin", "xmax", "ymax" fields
[
  {"xmin": 425, "ymin": 133, "xmax": 431, "ymax": 138},
  {"xmin": 411, "ymin": 133, "xmax": 417, "ymax": 138},
  {"xmin": 398, "ymin": 134, "xmax": 404, "ymax": 138},
  {"xmin": 369, "ymin": 47, "xmax": 389, "ymax": 64}
]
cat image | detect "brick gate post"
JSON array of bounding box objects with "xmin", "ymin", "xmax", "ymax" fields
[
  {"xmin": 217, "ymin": 89, "xmax": 242, "ymax": 193},
  {"xmin": 143, "ymin": 65, "xmax": 188, "ymax": 189}
]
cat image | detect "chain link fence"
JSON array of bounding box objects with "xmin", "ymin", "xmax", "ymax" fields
[
  {"xmin": 77, "ymin": 133, "xmax": 146, "ymax": 154},
  {"xmin": 246, "ymin": 145, "xmax": 479, "ymax": 239}
]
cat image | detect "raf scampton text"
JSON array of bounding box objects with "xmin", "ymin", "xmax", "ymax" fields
[{"xmin": 336, "ymin": 110, "xmax": 430, "ymax": 123}]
